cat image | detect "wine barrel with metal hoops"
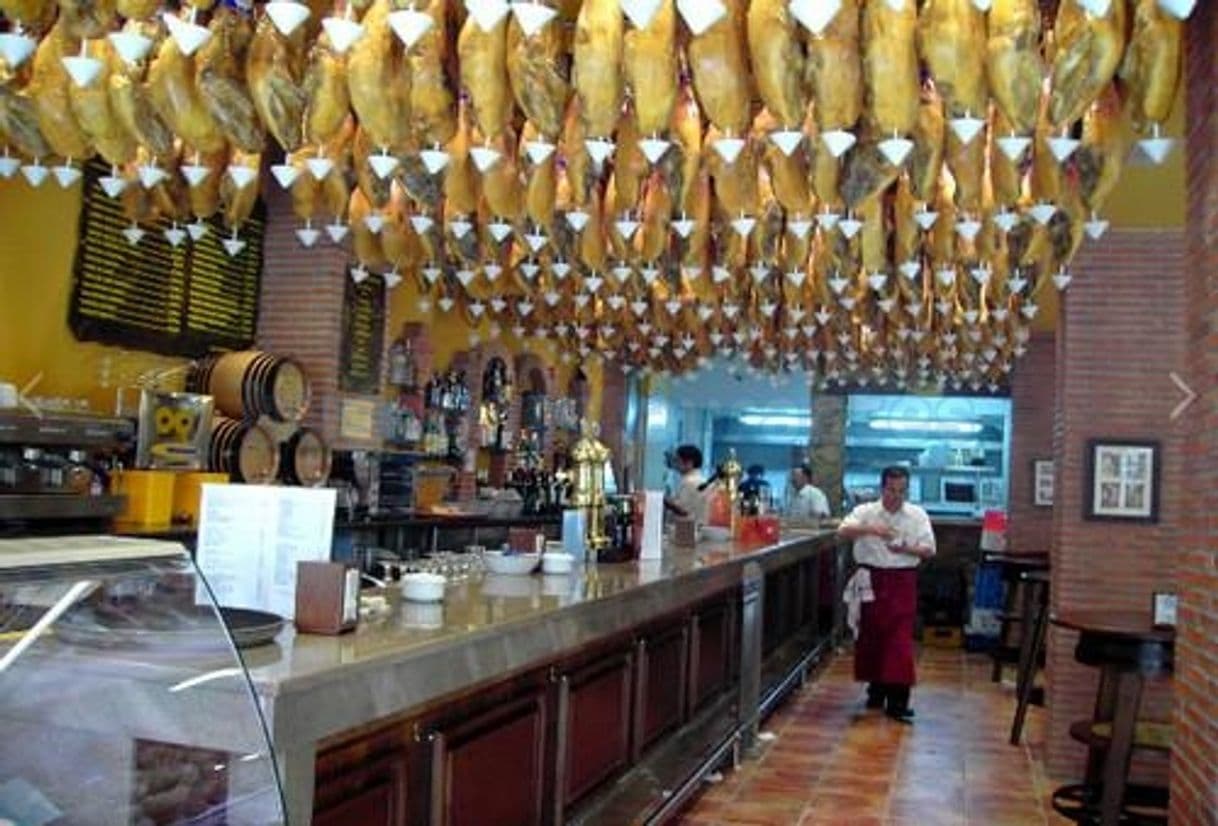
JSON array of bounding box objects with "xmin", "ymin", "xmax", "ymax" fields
[
  {"xmin": 279, "ymin": 428, "xmax": 332, "ymax": 487},
  {"xmin": 188, "ymin": 351, "xmax": 310, "ymax": 423},
  {"xmin": 209, "ymin": 416, "xmax": 280, "ymax": 484}
]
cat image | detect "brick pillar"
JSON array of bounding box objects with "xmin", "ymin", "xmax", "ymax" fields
[
  {"xmin": 1045, "ymin": 230, "xmax": 1186, "ymax": 781},
  {"xmin": 810, "ymin": 393, "xmax": 846, "ymax": 516},
  {"xmin": 255, "ymin": 185, "xmax": 385, "ymax": 450},
  {"xmin": 1172, "ymin": 6, "xmax": 1218, "ymax": 820},
  {"xmin": 1006, "ymin": 331, "xmax": 1056, "ymax": 554}
]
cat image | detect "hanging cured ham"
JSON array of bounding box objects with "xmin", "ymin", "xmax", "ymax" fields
[
  {"xmin": 686, "ymin": 0, "xmax": 752, "ymax": 136},
  {"xmin": 747, "ymin": 0, "xmax": 805, "ymax": 129},
  {"xmin": 246, "ymin": 15, "xmax": 307, "ymax": 151},
  {"xmin": 409, "ymin": 0, "xmax": 457, "ymax": 148},
  {"xmin": 917, "ymin": 0, "xmax": 987, "ymax": 118},
  {"xmin": 508, "ymin": 0, "xmax": 570, "ymax": 140},
  {"xmin": 459, "ymin": 2, "xmax": 511, "ymax": 140},
  {"xmin": 347, "ymin": 0, "xmax": 410, "ymax": 151},
  {"xmin": 623, "ymin": 0, "xmax": 677, "ymax": 138},
  {"xmin": 3, "ymin": 0, "xmax": 1193, "ymax": 383},
  {"xmin": 1119, "ymin": 0, "xmax": 1183, "ymax": 130},
  {"xmin": 986, "ymin": 0, "xmax": 1043, "ymax": 134},
  {"xmin": 802, "ymin": 0, "xmax": 861, "ymax": 133},
  {"xmin": 29, "ymin": 23, "xmax": 94, "ymax": 159},
  {"xmin": 197, "ymin": 7, "xmax": 263, "ymax": 153},
  {"xmin": 302, "ymin": 34, "xmax": 351, "ymax": 148},
  {"xmin": 572, "ymin": 0, "xmax": 623, "ymax": 140},
  {"xmin": 862, "ymin": 0, "xmax": 918, "ymax": 137},
  {"xmin": 67, "ymin": 38, "xmax": 136, "ymax": 165},
  {"xmin": 1049, "ymin": 0, "xmax": 1127, "ymax": 129}
]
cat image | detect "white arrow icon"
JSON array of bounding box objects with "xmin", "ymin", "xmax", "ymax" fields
[{"xmin": 1170, "ymin": 371, "xmax": 1196, "ymax": 421}]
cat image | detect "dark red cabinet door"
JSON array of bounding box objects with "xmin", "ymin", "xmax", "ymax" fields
[
  {"xmin": 562, "ymin": 650, "xmax": 634, "ymax": 807},
  {"xmin": 314, "ymin": 752, "xmax": 407, "ymax": 826},
  {"xmin": 638, "ymin": 627, "xmax": 688, "ymax": 752},
  {"xmin": 691, "ymin": 601, "xmax": 732, "ymax": 710},
  {"xmin": 432, "ymin": 690, "xmax": 548, "ymax": 826}
]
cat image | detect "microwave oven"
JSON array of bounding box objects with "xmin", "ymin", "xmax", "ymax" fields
[{"xmin": 941, "ymin": 478, "xmax": 978, "ymax": 504}]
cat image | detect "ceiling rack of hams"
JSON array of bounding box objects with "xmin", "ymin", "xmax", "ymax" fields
[{"xmin": 0, "ymin": 0, "xmax": 1193, "ymax": 390}]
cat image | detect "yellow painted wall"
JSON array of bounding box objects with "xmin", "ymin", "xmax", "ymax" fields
[
  {"xmin": 0, "ymin": 179, "xmax": 185, "ymax": 413},
  {"xmin": 0, "ymin": 178, "xmax": 600, "ymax": 419}
]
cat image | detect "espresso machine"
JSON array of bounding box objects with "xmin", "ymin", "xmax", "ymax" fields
[{"xmin": 0, "ymin": 409, "xmax": 135, "ymax": 534}]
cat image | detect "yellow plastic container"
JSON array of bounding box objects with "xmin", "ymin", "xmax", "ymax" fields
[
  {"xmin": 111, "ymin": 469, "xmax": 176, "ymax": 530},
  {"xmin": 173, "ymin": 472, "xmax": 230, "ymax": 526}
]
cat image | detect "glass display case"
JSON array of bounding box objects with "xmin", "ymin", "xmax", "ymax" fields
[
  {"xmin": 844, "ymin": 395, "xmax": 1012, "ymax": 517},
  {"xmin": 0, "ymin": 536, "xmax": 285, "ymax": 825}
]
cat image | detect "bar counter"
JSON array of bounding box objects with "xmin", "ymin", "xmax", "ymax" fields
[{"xmin": 242, "ymin": 530, "xmax": 845, "ymax": 825}]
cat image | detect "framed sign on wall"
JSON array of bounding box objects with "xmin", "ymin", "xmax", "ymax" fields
[
  {"xmin": 1084, "ymin": 439, "xmax": 1160, "ymax": 523},
  {"xmin": 1032, "ymin": 459, "xmax": 1054, "ymax": 507}
]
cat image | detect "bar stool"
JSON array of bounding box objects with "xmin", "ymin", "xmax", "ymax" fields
[
  {"xmin": 1009, "ymin": 569, "xmax": 1050, "ymax": 744},
  {"xmin": 1049, "ymin": 611, "xmax": 1174, "ymax": 826},
  {"xmin": 983, "ymin": 552, "xmax": 1049, "ymax": 682}
]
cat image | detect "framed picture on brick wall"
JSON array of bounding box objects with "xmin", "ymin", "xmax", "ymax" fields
[
  {"xmin": 1032, "ymin": 459, "xmax": 1054, "ymax": 507},
  {"xmin": 1084, "ymin": 440, "xmax": 1160, "ymax": 522}
]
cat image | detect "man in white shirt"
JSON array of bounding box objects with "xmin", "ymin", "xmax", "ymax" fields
[
  {"xmin": 837, "ymin": 466, "xmax": 936, "ymax": 721},
  {"xmin": 665, "ymin": 444, "xmax": 708, "ymax": 525},
  {"xmin": 788, "ymin": 464, "xmax": 831, "ymax": 519}
]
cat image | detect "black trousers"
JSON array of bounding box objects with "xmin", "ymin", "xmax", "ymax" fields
[{"xmin": 867, "ymin": 682, "xmax": 911, "ymax": 712}]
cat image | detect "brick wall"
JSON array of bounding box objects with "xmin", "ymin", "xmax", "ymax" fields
[
  {"xmin": 1045, "ymin": 229, "xmax": 1186, "ymax": 780},
  {"xmin": 1172, "ymin": 6, "xmax": 1218, "ymax": 821},
  {"xmin": 256, "ymin": 184, "xmax": 385, "ymax": 451},
  {"xmin": 1007, "ymin": 332, "xmax": 1056, "ymax": 553}
]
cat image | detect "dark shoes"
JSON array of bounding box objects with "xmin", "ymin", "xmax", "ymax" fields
[
  {"xmin": 864, "ymin": 684, "xmax": 914, "ymax": 722},
  {"xmin": 885, "ymin": 706, "xmax": 915, "ymax": 723}
]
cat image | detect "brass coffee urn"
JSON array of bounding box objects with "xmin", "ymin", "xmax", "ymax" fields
[{"xmin": 569, "ymin": 420, "xmax": 611, "ymax": 555}]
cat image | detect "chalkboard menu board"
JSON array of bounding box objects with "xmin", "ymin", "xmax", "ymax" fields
[
  {"xmin": 69, "ymin": 159, "xmax": 264, "ymax": 357},
  {"xmin": 339, "ymin": 273, "xmax": 385, "ymax": 395}
]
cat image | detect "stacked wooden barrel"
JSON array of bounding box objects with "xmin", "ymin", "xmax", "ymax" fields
[{"xmin": 188, "ymin": 351, "xmax": 330, "ymax": 487}]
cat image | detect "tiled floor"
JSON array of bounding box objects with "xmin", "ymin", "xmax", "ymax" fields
[{"xmin": 676, "ymin": 646, "xmax": 1073, "ymax": 825}]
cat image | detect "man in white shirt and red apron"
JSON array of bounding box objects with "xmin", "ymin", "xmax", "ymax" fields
[{"xmin": 837, "ymin": 466, "xmax": 936, "ymax": 721}]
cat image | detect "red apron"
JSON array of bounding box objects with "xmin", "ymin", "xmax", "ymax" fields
[{"xmin": 853, "ymin": 567, "xmax": 918, "ymax": 686}]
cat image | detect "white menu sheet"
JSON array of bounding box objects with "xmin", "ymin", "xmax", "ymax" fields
[{"xmin": 195, "ymin": 484, "xmax": 336, "ymax": 619}]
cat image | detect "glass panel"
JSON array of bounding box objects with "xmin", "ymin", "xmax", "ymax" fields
[
  {"xmin": 0, "ymin": 540, "xmax": 285, "ymax": 825},
  {"xmin": 843, "ymin": 394, "xmax": 1012, "ymax": 516}
]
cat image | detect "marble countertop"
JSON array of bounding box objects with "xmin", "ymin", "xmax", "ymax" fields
[{"xmin": 241, "ymin": 531, "xmax": 840, "ymax": 747}]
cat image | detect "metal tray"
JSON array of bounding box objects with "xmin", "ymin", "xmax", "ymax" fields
[{"xmin": 55, "ymin": 604, "xmax": 284, "ymax": 650}]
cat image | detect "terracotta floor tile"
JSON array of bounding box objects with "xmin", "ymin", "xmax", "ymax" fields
[{"xmin": 678, "ymin": 648, "xmax": 1058, "ymax": 826}]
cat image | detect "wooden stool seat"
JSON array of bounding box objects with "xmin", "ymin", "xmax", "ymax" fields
[
  {"xmin": 1068, "ymin": 720, "xmax": 1173, "ymax": 754},
  {"xmin": 1051, "ymin": 782, "xmax": 1168, "ymax": 825}
]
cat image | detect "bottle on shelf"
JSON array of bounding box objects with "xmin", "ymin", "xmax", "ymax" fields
[{"xmin": 387, "ymin": 334, "xmax": 416, "ymax": 387}]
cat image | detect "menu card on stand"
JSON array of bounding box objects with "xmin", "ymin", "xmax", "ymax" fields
[{"xmin": 195, "ymin": 484, "xmax": 336, "ymax": 619}]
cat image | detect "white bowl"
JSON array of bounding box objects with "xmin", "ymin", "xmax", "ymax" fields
[
  {"xmin": 542, "ymin": 553, "xmax": 574, "ymax": 575},
  {"xmin": 484, "ymin": 551, "xmax": 540, "ymax": 575},
  {"xmin": 401, "ymin": 572, "xmax": 446, "ymax": 602}
]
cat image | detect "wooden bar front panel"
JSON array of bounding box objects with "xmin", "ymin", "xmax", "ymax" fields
[
  {"xmin": 638, "ymin": 626, "xmax": 688, "ymax": 751},
  {"xmin": 432, "ymin": 690, "xmax": 548, "ymax": 826},
  {"xmin": 314, "ymin": 726, "xmax": 409, "ymax": 826},
  {"xmin": 691, "ymin": 600, "xmax": 732, "ymax": 710},
  {"xmin": 561, "ymin": 650, "xmax": 634, "ymax": 807}
]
